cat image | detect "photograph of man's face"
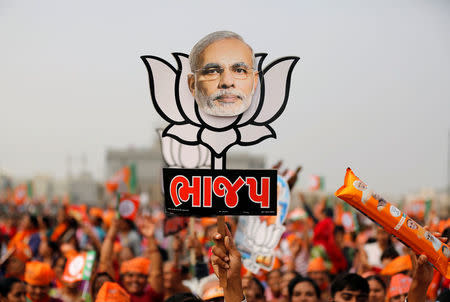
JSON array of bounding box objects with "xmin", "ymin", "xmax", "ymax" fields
[
  {"xmin": 406, "ymin": 219, "xmax": 418, "ymax": 230},
  {"xmin": 188, "ymin": 31, "xmax": 259, "ymax": 117}
]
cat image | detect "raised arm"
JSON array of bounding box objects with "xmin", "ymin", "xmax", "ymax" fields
[
  {"xmin": 98, "ymin": 217, "xmax": 118, "ymax": 278},
  {"xmin": 140, "ymin": 217, "xmax": 163, "ymax": 294},
  {"xmin": 211, "ymin": 227, "xmax": 245, "ymax": 302}
]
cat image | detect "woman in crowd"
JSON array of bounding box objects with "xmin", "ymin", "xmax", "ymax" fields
[
  {"xmin": 287, "ymin": 276, "xmax": 320, "ymax": 302},
  {"xmin": 365, "ymin": 275, "xmax": 386, "ymax": 302}
]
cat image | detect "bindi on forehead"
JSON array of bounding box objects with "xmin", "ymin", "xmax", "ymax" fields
[{"xmin": 198, "ymin": 38, "xmax": 253, "ymax": 68}]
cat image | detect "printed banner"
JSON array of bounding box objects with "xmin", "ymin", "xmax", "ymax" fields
[
  {"xmin": 335, "ymin": 168, "xmax": 450, "ymax": 279},
  {"xmin": 62, "ymin": 251, "xmax": 96, "ymax": 283},
  {"xmin": 235, "ymin": 175, "xmax": 290, "ymax": 273},
  {"xmin": 163, "ymin": 168, "xmax": 277, "ymax": 216}
]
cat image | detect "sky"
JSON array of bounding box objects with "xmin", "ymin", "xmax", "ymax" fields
[{"xmin": 1, "ymin": 0, "xmax": 449, "ymax": 196}]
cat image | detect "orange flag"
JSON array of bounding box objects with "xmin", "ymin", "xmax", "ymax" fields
[
  {"xmin": 67, "ymin": 205, "xmax": 88, "ymax": 222},
  {"xmin": 106, "ymin": 166, "xmax": 130, "ymax": 192},
  {"xmin": 118, "ymin": 194, "xmax": 140, "ymax": 220},
  {"xmin": 62, "ymin": 251, "xmax": 96, "ymax": 283},
  {"xmin": 13, "ymin": 185, "xmax": 27, "ymax": 205}
]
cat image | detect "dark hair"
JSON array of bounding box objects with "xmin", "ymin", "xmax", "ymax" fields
[
  {"xmin": 288, "ymin": 276, "xmax": 320, "ymax": 300},
  {"xmin": 442, "ymin": 227, "xmax": 450, "ymax": 241},
  {"xmin": 380, "ymin": 246, "xmax": 399, "ymax": 261},
  {"xmin": 165, "ymin": 292, "xmax": 203, "ymax": 302},
  {"xmin": 29, "ymin": 215, "xmax": 39, "ymax": 229},
  {"xmin": 325, "ymin": 207, "xmax": 334, "ymax": 218},
  {"xmin": 0, "ymin": 277, "xmax": 22, "ymax": 297},
  {"xmin": 334, "ymin": 225, "xmax": 345, "ymax": 235},
  {"xmin": 365, "ymin": 275, "xmax": 386, "ymax": 292},
  {"xmin": 250, "ymin": 277, "xmax": 265, "ymax": 296},
  {"xmin": 331, "ymin": 273, "xmax": 369, "ymax": 297}
]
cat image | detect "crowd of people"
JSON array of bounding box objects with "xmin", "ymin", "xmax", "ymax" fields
[{"xmin": 0, "ymin": 167, "xmax": 449, "ymax": 302}]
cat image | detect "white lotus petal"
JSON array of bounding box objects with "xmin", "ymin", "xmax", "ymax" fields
[
  {"xmin": 158, "ymin": 129, "xmax": 176, "ymax": 167},
  {"xmin": 141, "ymin": 57, "xmax": 184, "ymax": 123},
  {"xmin": 170, "ymin": 137, "xmax": 182, "ymax": 167},
  {"xmin": 179, "ymin": 144, "xmax": 201, "ymax": 168},
  {"xmin": 200, "ymin": 128, "xmax": 237, "ymax": 156},
  {"xmin": 166, "ymin": 124, "xmax": 200, "ymax": 143},
  {"xmin": 238, "ymin": 124, "xmax": 275, "ymax": 144},
  {"xmin": 175, "ymin": 54, "xmax": 201, "ymax": 124},
  {"xmin": 198, "ymin": 144, "xmax": 210, "ymax": 167},
  {"xmin": 255, "ymin": 58, "xmax": 299, "ymax": 123}
]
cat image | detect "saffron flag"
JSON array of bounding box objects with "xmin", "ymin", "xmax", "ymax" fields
[
  {"xmin": 13, "ymin": 185, "xmax": 27, "ymax": 205},
  {"xmin": 67, "ymin": 205, "xmax": 88, "ymax": 222},
  {"xmin": 118, "ymin": 193, "xmax": 140, "ymax": 220},
  {"xmin": 106, "ymin": 164, "xmax": 137, "ymax": 193}
]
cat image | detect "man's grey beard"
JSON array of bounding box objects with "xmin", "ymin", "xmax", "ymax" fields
[{"xmin": 195, "ymin": 88, "xmax": 253, "ymax": 117}]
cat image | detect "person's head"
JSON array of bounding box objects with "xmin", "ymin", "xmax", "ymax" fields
[
  {"xmin": 38, "ymin": 240, "xmax": 58, "ymax": 259},
  {"xmin": 380, "ymin": 246, "xmax": 399, "ymax": 267},
  {"xmin": 163, "ymin": 261, "xmax": 180, "ymax": 290},
  {"xmin": 334, "ymin": 226, "xmax": 345, "ymax": 245},
  {"xmin": 288, "ymin": 276, "xmax": 320, "ymax": 302},
  {"xmin": 0, "ymin": 277, "xmax": 26, "ymax": 302},
  {"xmin": 52, "ymin": 256, "xmax": 66, "ymax": 281},
  {"xmin": 165, "ymin": 293, "xmax": 203, "ymax": 302},
  {"xmin": 330, "ymin": 273, "xmax": 369, "ymax": 302},
  {"xmin": 365, "ymin": 276, "xmax": 386, "ymax": 302},
  {"xmin": 244, "ymin": 277, "xmax": 266, "ymax": 302},
  {"xmin": 188, "ymin": 31, "xmax": 259, "ymax": 117},
  {"xmin": 91, "ymin": 272, "xmax": 114, "ymax": 301},
  {"xmin": 118, "ymin": 218, "xmax": 135, "ymax": 233},
  {"xmin": 386, "ymin": 274, "xmax": 411, "ymax": 302},
  {"xmin": 24, "ymin": 261, "xmax": 55, "ymax": 301},
  {"xmin": 375, "ymin": 227, "xmax": 390, "ymax": 247},
  {"xmin": 3, "ymin": 242, "xmax": 32, "ymax": 279},
  {"xmin": 266, "ymin": 269, "xmax": 282, "ymax": 297},
  {"xmin": 201, "ymin": 279, "xmax": 224, "ymax": 302},
  {"xmin": 20, "ymin": 215, "xmax": 39, "ymax": 231},
  {"xmin": 281, "ymin": 271, "xmax": 300, "ymax": 298},
  {"xmin": 307, "ymin": 258, "xmax": 329, "ymax": 291},
  {"xmin": 119, "ymin": 257, "xmax": 150, "ymax": 295}
]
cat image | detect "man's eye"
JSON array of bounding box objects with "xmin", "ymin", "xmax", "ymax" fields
[
  {"xmin": 341, "ymin": 294, "xmax": 352, "ymax": 301},
  {"xmin": 203, "ymin": 68, "xmax": 220, "ymax": 74},
  {"xmin": 234, "ymin": 67, "xmax": 248, "ymax": 74}
]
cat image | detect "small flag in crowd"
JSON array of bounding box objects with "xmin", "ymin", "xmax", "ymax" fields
[
  {"xmin": 106, "ymin": 164, "xmax": 137, "ymax": 193},
  {"xmin": 118, "ymin": 193, "xmax": 140, "ymax": 220},
  {"xmin": 309, "ymin": 175, "xmax": 325, "ymax": 191},
  {"xmin": 62, "ymin": 251, "xmax": 96, "ymax": 283}
]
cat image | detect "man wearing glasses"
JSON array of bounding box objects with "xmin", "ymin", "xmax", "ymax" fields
[{"xmin": 188, "ymin": 31, "xmax": 259, "ymax": 117}]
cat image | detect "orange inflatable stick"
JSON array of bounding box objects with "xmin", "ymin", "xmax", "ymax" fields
[{"xmin": 335, "ymin": 168, "xmax": 450, "ymax": 278}]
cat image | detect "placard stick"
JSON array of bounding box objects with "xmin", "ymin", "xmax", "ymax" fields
[
  {"xmin": 81, "ymin": 281, "xmax": 89, "ymax": 299},
  {"xmin": 189, "ymin": 217, "xmax": 196, "ymax": 273},
  {"xmin": 212, "ymin": 156, "xmax": 227, "ymax": 288}
]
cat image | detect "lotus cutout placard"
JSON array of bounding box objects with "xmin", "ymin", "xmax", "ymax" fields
[{"xmin": 142, "ymin": 31, "xmax": 299, "ymax": 216}]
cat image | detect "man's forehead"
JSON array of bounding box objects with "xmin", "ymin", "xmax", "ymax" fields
[{"xmin": 198, "ymin": 38, "xmax": 253, "ymax": 67}]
